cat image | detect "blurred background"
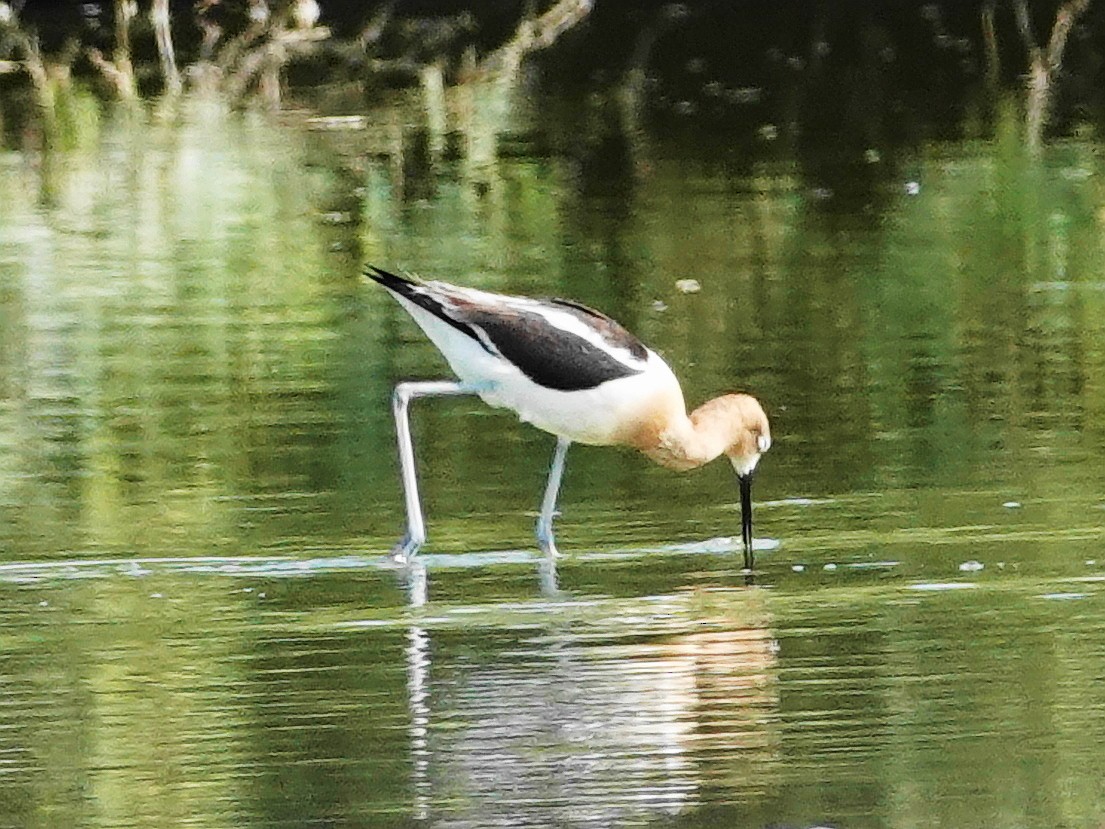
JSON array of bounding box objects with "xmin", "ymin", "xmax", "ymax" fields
[{"xmin": 2, "ymin": 2, "xmax": 1105, "ymax": 827}]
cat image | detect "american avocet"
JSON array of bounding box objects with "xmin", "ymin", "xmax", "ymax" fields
[{"xmin": 367, "ymin": 266, "xmax": 772, "ymax": 570}]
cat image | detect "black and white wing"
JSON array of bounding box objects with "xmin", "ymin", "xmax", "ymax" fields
[{"xmin": 366, "ymin": 266, "xmax": 649, "ymax": 391}]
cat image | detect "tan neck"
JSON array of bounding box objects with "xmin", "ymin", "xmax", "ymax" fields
[{"xmin": 640, "ymin": 394, "xmax": 767, "ymax": 472}]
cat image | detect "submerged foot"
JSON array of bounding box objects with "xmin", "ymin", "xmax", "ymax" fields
[
  {"xmin": 535, "ymin": 509, "xmax": 562, "ymax": 558},
  {"xmin": 536, "ymin": 524, "xmax": 561, "ymax": 558},
  {"xmin": 391, "ymin": 532, "xmax": 423, "ymax": 564}
]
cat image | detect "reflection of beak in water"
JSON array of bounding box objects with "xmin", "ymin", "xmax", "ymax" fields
[{"xmin": 402, "ymin": 589, "xmax": 779, "ymax": 822}]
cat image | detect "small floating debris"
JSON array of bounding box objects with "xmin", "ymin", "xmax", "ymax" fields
[
  {"xmin": 728, "ymin": 86, "xmax": 763, "ymax": 104},
  {"xmin": 792, "ymin": 564, "xmax": 805, "ymax": 573},
  {"xmin": 675, "ymin": 278, "xmax": 701, "ymax": 294},
  {"xmin": 667, "ymin": 536, "xmax": 738, "ymax": 554},
  {"xmin": 651, "ymin": 300, "xmax": 669, "ymax": 312},
  {"xmin": 909, "ymin": 582, "xmax": 978, "ymax": 591},
  {"xmin": 823, "ymin": 563, "xmax": 837, "ymax": 571},
  {"xmin": 38, "ymin": 600, "xmax": 48, "ymax": 608},
  {"xmin": 150, "ymin": 592, "xmax": 164, "ymax": 599},
  {"xmin": 665, "ymin": 536, "xmax": 780, "ymax": 554},
  {"xmin": 307, "ymin": 115, "xmax": 367, "ymax": 131},
  {"xmin": 958, "ymin": 560, "xmax": 984, "ymax": 572},
  {"xmin": 905, "ymin": 181, "xmax": 921, "ymax": 196},
  {"xmin": 760, "ymin": 496, "xmax": 832, "ymax": 508},
  {"xmin": 1030, "ymin": 281, "xmax": 1072, "ymax": 293},
  {"xmin": 1002, "ymin": 501, "xmax": 1022, "ymax": 509},
  {"xmin": 1059, "ymin": 166, "xmax": 1092, "ymax": 181},
  {"xmin": 1039, "ymin": 592, "xmax": 1088, "ymax": 601}
]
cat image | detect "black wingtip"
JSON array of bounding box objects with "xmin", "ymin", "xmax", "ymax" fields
[
  {"xmin": 364, "ymin": 264, "xmax": 485, "ymax": 349},
  {"xmin": 364, "ymin": 265, "xmax": 415, "ymax": 289}
]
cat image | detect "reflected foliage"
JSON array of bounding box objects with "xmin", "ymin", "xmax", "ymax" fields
[
  {"xmin": 1, "ymin": 25, "xmax": 1105, "ymax": 828},
  {"xmin": 2, "ymin": 2, "xmax": 1104, "ymax": 152},
  {"xmin": 3, "ymin": 568, "xmax": 1105, "ymax": 826},
  {"xmin": 1, "ymin": 89, "xmax": 1104, "ymax": 558}
]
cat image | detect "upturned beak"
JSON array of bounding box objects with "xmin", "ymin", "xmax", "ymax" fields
[{"xmin": 738, "ymin": 472, "xmax": 754, "ymax": 571}]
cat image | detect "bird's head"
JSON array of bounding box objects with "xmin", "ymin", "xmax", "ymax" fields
[
  {"xmin": 696, "ymin": 393, "xmax": 771, "ymax": 477},
  {"xmin": 718, "ymin": 393, "xmax": 770, "ymax": 570}
]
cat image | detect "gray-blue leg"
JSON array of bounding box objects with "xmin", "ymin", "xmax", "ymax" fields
[
  {"xmin": 536, "ymin": 436, "xmax": 571, "ymax": 557},
  {"xmin": 391, "ymin": 380, "xmax": 476, "ymax": 563}
]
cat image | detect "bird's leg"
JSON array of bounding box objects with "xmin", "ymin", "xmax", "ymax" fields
[
  {"xmin": 536, "ymin": 436, "xmax": 571, "ymax": 558},
  {"xmin": 390, "ymin": 380, "xmax": 477, "ymax": 563}
]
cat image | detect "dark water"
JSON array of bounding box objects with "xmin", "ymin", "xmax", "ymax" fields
[{"xmin": 2, "ymin": 91, "xmax": 1105, "ymax": 827}]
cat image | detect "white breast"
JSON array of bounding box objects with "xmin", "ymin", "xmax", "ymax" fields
[{"xmin": 485, "ymin": 351, "xmax": 681, "ymax": 445}]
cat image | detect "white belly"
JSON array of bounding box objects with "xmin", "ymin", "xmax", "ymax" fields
[{"xmin": 480, "ymin": 354, "xmax": 682, "ymax": 445}]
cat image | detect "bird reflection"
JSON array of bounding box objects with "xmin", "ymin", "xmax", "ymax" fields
[
  {"xmin": 404, "ymin": 623, "xmax": 432, "ymax": 820},
  {"xmin": 401, "ymin": 587, "xmax": 779, "ymax": 823},
  {"xmin": 397, "ymin": 549, "xmax": 561, "ymax": 605},
  {"xmin": 401, "ymin": 557, "xmax": 429, "ymax": 607}
]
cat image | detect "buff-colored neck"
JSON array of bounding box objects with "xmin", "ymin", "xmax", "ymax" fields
[{"xmin": 640, "ymin": 393, "xmax": 771, "ymax": 474}]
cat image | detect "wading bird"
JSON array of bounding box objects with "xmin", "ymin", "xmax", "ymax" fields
[{"xmin": 367, "ymin": 266, "xmax": 771, "ymax": 570}]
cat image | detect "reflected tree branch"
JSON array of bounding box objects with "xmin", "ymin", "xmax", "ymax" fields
[
  {"xmin": 2, "ymin": 13, "xmax": 80, "ymax": 138},
  {"xmin": 1046, "ymin": 0, "xmax": 1090, "ymax": 72},
  {"xmin": 1011, "ymin": 0, "xmax": 1092, "ymax": 154},
  {"xmin": 479, "ymin": 0, "xmax": 594, "ymax": 77},
  {"xmin": 151, "ymin": 0, "xmax": 182, "ymax": 96},
  {"xmin": 1012, "ymin": 0, "xmax": 1040, "ymax": 54},
  {"xmin": 981, "ymin": 0, "xmax": 1001, "ymax": 89},
  {"xmin": 97, "ymin": 0, "xmax": 138, "ymax": 99}
]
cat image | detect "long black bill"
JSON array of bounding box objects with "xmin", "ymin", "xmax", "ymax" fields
[{"xmin": 738, "ymin": 473, "xmax": 754, "ymax": 572}]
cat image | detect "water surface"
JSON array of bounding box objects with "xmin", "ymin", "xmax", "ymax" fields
[{"xmin": 2, "ymin": 95, "xmax": 1105, "ymax": 827}]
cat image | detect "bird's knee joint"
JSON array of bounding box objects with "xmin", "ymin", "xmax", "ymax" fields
[
  {"xmin": 535, "ymin": 512, "xmax": 559, "ymax": 541},
  {"xmin": 392, "ymin": 384, "xmax": 418, "ymax": 415}
]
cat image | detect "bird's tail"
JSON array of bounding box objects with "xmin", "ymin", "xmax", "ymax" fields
[
  {"xmin": 364, "ymin": 265, "xmax": 422, "ymax": 296},
  {"xmin": 364, "ymin": 264, "xmax": 484, "ymax": 348}
]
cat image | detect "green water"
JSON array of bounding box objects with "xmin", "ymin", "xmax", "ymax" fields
[{"xmin": 2, "ymin": 96, "xmax": 1105, "ymax": 827}]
